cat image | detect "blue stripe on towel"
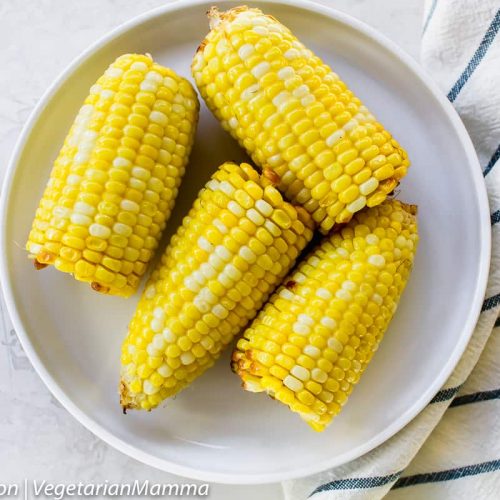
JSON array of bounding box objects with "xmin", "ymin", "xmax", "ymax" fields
[
  {"xmin": 309, "ymin": 471, "xmax": 403, "ymax": 496},
  {"xmin": 491, "ymin": 210, "xmax": 500, "ymax": 226},
  {"xmin": 392, "ymin": 459, "xmax": 500, "ymax": 489},
  {"xmin": 312, "ymin": 459, "xmax": 500, "ymax": 495},
  {"xmin": 447, "ymin": 9, "xmax": 500, "ymax": 102},
  {"xmin": 450, "ymin": 388, "xmax": 500, "ymax": 407},
  {"xmin": 422, "ymin": 0, "xmax": 438, "ymax": 34},
  {"xmin": 430, "ymin": 386, "xmax": 460, "ymax": 404},
  {"xmin": 482, "ymin": 294, "xmax": 500, "ymax": 312},
  {"xmin": 483, "ymin": 144, "xmax": 500, "ymax": 177}
]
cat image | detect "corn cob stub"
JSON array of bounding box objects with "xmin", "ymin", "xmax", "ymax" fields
[
  {"xmin": 232, "ymin": 200, "xmax": 418, "ymax": 431},
  {"xmin": 192, "ymin": 7, "xmax": 410, "ymax": 233},
  {"xmin": 120, "ymin": 162, "xmax": 314, "ymax": 410},
  {"xmin": 26, "ymin": 54, "xmax": 199, "ymax": 297}
]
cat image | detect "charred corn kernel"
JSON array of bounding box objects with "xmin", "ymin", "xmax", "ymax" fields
[
  {"xmin": 27, "ymin": 54, "xmax": 199, "ymax": 297},
  {"xmin": 233, "ymin": 200, "xmax": 418, "ymax": 431},
  {"xmin": 193, "ymin": 7, "xmax": 410, "ymax": 233},
  {"xmin": 120, "ymin": 162, "xmax": 314, "ymax": 411}
]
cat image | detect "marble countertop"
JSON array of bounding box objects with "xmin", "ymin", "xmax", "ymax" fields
[{"xmin": 0, "ymin": 1, "xmax": 422, "ymax": 498}]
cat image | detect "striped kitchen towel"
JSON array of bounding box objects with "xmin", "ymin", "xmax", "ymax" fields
[{"xmin": 283, "ymin": 1, "xmax": 500, "ymax": 498}]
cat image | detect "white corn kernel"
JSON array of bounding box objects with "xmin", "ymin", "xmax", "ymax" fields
[
  {"xmin": 193, "ymin": 296, "xmax": 210, "ymax": 313},
  {"xmin": 181, "ymin": 352, "xmax": 195, "ymax": 365},
  {"xmin": 184, "ymin": 276, "xmax": 200, "ymax": 292},
  {"xmin": 342, "ymin": 280, "xmax": 357, "ymax": 292},
  {"xmin": 149, "ymin": 111, "xmax": 168, "ymax": 126},
  {"xmin": 291, "ymin": 365, "xmax": 310, "ymax": 381},
  {"xmin": 293, "ymin": 322, "xmax": 310, "ymax": 335},
  {"xmin": 283, "ymin": 375, "xmax": 303, "ymax": 392},
  {"xmin": 198, "ymin": 236, "xmax": 214, "ymax": 252},
  {"xmin": 239, "ymin": 246, "xmax": 256, "ymax": 263},
  {"xmin": 158, "ymin": 364, "xmax": 173, "ymax": 377},
  {"xmin": 143, "ymin": 380, "xmax": 160, "ymax": 395},
  {"xmin": 153, "ymin": 307, "xmax": 165, "ymax": 321},
  {"xmin": 70, "ymin": 213, "xmax": 92, "ymax": 226},
  {"xmin": 360, "ymin": 178, "xmax": 379, "ymax": 196},
  {"xmin": 366, "ymin": 234, "xmax": 380, "ymax": 245},
  {"xmin": 225, "ymin": 264, "xmax": 242, "ymax": 281},
  {"xmin": 199, "ymin": 287, "xmax": 217, "ymax": 305},
  {"xmin": 247, "ymin": 208, "xmax": 264, "ymax": 225},
  {"xmin": 162, "ymin": 328, "xmax": 176, "ymax": 343},
  {"xmin": 284, "ymin": 48, "xmax": 300, "ymax": 60},
  {"xmin": 279, "ymin": 289, "xmax": 294, "ymax": 300},
  {"xmin": 238, "ymin": 44, "xmax": 255, "ymax": 60},
  {"xmin": 152, "ymin": 334, "xmax": 166, "ymax": 351},
  {"xmin": 145, "ymin": 284, "xmax": 156, "ymax": 299},
  {"xmin": 212, "ymin": 304, "xmax": 228, "ymax": 319},
  {"xmin": 293, "ymin": 272, "xmax": 306, "ymax": 284},
  {"xmin": 113, "ymin": 223, "xmax": 132, "ymax": 237},
  {"xmin": 120, "ymin": 199, "xmax": 140, "ymax": 213},
  {"xmin": 272, "ymin": 91, "xmax": 291, "ymax": 107},
  {"xmin": 215, "ymin": 245, "xmax": 231, "ymax": 261},
  {"xmin": 150, "ymin": 318, "xmax": 164, "ymax": 333},
  {"xmin": 311, "ymin": 368, "xmax": 328, "ymax": 383},
  {"xmin": 213, "ymin": 218, "xmax": 229, "ymax": 234},
  {"xmin": 298, "ymin": 314, "xmax": 314, "ymax": 326},
  {"xmin": 219, "ymin": 181, "xmax": 235, "ymax": 196},
  {"xmin": 66, "ymin": 174, "xmax": 82, "ymax": 186},
  {"xmin": 131, "ymin": 61, "xmax": 148, "ymax": 72},
  {"xmin": 347, "ymin": 196, "xmax": 367, "ymax": 213},
  {"xmin": 304, "ymin": 345, "xmax": 321, "ymax": 358},
  {"xmin": 368, "ymin": 254, "xmax": 386, "ymax": 268},
  {"xmin": 228, "ymin": 200, "xmax": 244, "ymax": 217},
  {"xmin": 336, "ymin": 289, "xmax": 352, "ymax": 301},
  {"xmin": 316, "ymin": 288, "xmax": 332, "ymax": 300},
  {"xmin": 241, "ymin": 84, "xmax": 260, "ymax": 101},
  {"xmin": 327, "ymin": 337, "xmax": 343, "ymax": 352},
  {"xmin": 326, "ymin": 130, "xmax": 345, "ymax": 147},
  {"xmin": 200, "ymin": 262, "xmax": 217, "ymax": 280},
  {"xmin": 89, "ymin": 223, "xmax": 111, "ymax": 239},
  {"xmin": 74, "ymin": 202, "xmax": 95, "ymax": 216},
  {"xmin": 255, "ymin": 199, "xmax": 273, "ymax": 217},
  {"xmin": 113, "ymin": 157, "xmax": 131, "ymax": 168},
  {"xmin": 251, "ymin": 62, "xmax": 271, "ymax": 79},
  {"xmin": 277, "ymin": 66, "xmax": 294, "ymax": 80}
]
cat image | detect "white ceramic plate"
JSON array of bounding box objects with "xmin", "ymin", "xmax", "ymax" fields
[{"xmin": 0, "ymin": 0, "xmax": 490, "ymax": 484}]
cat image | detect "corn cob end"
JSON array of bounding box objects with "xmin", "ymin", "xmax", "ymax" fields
[
  {"xmin": 33, "ymin": 258, "xmax": 48, "ymax": 270},
  {"xmin": 120, "ymin": 380, "xmax": 137, "ymax": 411},
  {"xmin": 207, "ymin": 6, "xmax": 221, "ymax": 30}
]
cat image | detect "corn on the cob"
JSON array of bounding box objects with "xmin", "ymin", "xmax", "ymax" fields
[
  {"xmin": 120, "ymin": 162, "xmax": 314, "ymax": 410},
  {"xmin": 26, "ymin": 54, "xmax": 199, "ymax": 297},
  {"xmin": 192, "ymin": 7, "xmax": 410, "ymax": 233},
  {"xmin": 232, "ymin": 200, "xmax": 418, "ymax": 431}
]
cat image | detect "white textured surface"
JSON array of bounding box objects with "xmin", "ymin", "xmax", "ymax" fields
[{"xmin": 0, "ymin": 0, "xmax": 421, "ymax": 497}]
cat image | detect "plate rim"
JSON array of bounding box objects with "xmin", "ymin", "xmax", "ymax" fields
[{"xmin": 0, "ymin": 0, "xmax": 491, "ymax": 484}]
